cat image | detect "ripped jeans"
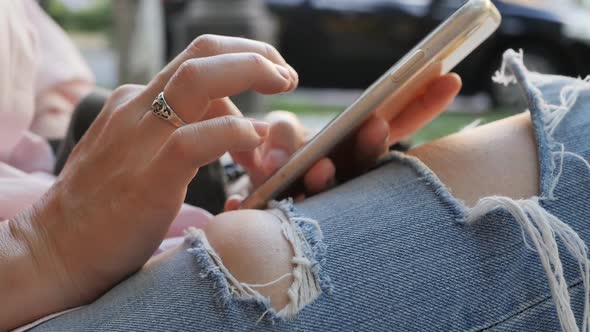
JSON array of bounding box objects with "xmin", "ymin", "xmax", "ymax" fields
[{"xmin": 31, "ymin": 50, "xmax": 590, "ymax": 331}]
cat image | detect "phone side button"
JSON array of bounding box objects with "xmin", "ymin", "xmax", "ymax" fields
[{"xmin": 390, "ymin": 50, "xmax": 426, "ymax": 82}]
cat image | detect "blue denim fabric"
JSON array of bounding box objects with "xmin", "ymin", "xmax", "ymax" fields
[{"xmin": 31, "ymin": 50, "xmax": 590, "ymax": 331}]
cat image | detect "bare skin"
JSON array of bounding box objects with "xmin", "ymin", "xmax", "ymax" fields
[
  {"xmin": 1, "ymin": 25, "xmax": 535, "ymax": 328},
  {"xmin": 409, "ymin": 112, "xmax": 539, "ymax": 207},
  {"xmin": 205, "ymin": 112, "xmax": 540, "ymax": 311},
  {"xmin": 0, "ymin": 33, "xmax": 462, "ymax": 330}
]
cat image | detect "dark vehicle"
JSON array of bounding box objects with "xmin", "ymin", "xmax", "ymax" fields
[{"xmin": 266, "ymin": 0, "xmax": 590, "ymax": 106}]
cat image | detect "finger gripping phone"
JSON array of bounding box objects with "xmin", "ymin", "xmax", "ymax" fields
[{"xmin": 241, "ymin": 0, "xmax": 502, "ymax": 209}]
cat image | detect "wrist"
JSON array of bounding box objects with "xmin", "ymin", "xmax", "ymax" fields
[
  {"xmin": 10, "ymin": 205, "xmax": 68, "ymax": 286},
  {"xmin": 0, "ymin": 201, "xmax": 81, "ymax": 329},
  {"xmin": 0, "ymin": 212, "xmax": 67, "ymax": 329}
]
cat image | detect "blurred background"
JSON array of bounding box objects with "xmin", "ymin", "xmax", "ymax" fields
[{"xmin": 42, "ymin": 0, "xmax": 590, "ymax": 144}]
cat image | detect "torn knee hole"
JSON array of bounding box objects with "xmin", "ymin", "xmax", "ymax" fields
[
  {"xmin": 185, "ymin": 206, "xmax": 326, "ymax": 321},
  {"xmin": 467, "ymin": 49, "xmax": 590, "ymax": 332}
]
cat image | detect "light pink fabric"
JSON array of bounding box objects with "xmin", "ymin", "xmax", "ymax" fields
[
  {"xmin": 0, "ymin": 0, "xmax": 79, "ymax": 219},
  {"xmin": 0, "ymin": 0, "xmax": 212, "ymax": 228},
  {"xmin": 4, "ymin": 2, "xmax": 213, "ymax": 330}
]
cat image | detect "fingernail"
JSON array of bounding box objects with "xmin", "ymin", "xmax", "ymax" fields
[
  {"xmin": 268, "ymin": 148, "xmax": 290, "ymax": 166},
  {"xmin": 285, "ymin": 65, "xmax": 298, "ymax": 91},
  {"xmin": 263, "ymin": 148, "xmax": 290, "ymax": 174},
  {"xmin": 275, "ymin": 65, "xmax": 292, "ymax": 81},
  {"xmin": 250, "ymin": 119, "xmax": 270, "ymax": 138},
  {"xmin": 295, "ymin": 193, "xmax": 306, "ymax": 202},
  {"xmin": 287, "ymin": 64, "xmax": 299, "ymax": 81}
]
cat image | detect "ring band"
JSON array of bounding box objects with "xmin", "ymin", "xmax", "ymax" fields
[{"xmin": 151, "ymin": 92, "xmax": 187, "ymax": 128}]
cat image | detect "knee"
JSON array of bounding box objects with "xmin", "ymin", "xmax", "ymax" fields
[
  {"xmin": 203, "ymin": 209, "xmax": 294, "ymax": 310},
  {"xmin": 408, "ymin": 113, "xmax": 538, "ymax": 206}
]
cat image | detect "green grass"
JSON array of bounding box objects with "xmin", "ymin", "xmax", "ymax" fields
[
  {"xmin": 46, "ymin": 0, "xmax": 112, "ymax": 33},
  {"xmin": 268, "ymin": 102, "xmax": 344, "ymax": 115},
  {"xmin": 269, "ymin": 99, "xmax": 515, "ymax": 145}
]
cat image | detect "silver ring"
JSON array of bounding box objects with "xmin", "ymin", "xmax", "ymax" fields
[{"xmin": 151, "ymin": 92, "xmax": 187, "ymax": 128}]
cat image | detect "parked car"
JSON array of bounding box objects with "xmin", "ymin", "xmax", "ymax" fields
[{"xmin": 266, "ymin": 0, "xmax": 590, "ymax": 106}]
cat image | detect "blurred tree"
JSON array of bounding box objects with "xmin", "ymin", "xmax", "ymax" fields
[
  {"xmin": 45, "ymin": 0, "xmax": 112, "ymax": 32},
  {"xmin": 113, "ymin": 0, "xmax": 165, "ymax": 85}
]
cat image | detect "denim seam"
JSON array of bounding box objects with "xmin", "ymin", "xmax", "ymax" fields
[
  {"xmin": 467, "ymin": 49, "xmax": 590, "ymax": 332},
  {"xmin": 381, "ymin": 50, "xmax": 590, "ymax": 331},
  {"xmin": 475, "ymin": 280, "xmax": 584, "ymax": 331}
]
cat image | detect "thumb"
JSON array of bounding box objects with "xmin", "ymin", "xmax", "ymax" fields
[
  {"xmin": 261, "ymin": 111, "xmax": 306, "ymax": 175},
  {"xmin": 264, "ymin": 111, "xmax": 306, "ymax": 152},
  {"xmin": 224, "ymin": 194, "xmax": 244, "ymax": 211}
]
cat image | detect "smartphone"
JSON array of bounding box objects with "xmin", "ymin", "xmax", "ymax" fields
[{"xmin": 241, "ymin": 0, "xmax": 502, "ymax": 209}]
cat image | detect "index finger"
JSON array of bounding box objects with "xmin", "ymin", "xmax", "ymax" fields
[
  {"xmin": 138, "ymin": 35, "xmax": 298, "ymax": 108},
  {"xmin": 386, "ymin": 73, "xmax": 462, "ymax": 144},
  {"xmin": 376, "ymin": 62, "xmax": 443, "ymax": 123}
]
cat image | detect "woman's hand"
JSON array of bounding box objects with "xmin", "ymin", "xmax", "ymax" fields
[
  {"xmin": 225, "ymin": 72, "xmax": 462, "ymax": 210},
  {"xmin": 1, "ymin": 35, "xmax": 298, "ymax": 329}
]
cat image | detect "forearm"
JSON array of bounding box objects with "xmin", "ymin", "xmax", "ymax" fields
[{"xmin": 0, "ymin": 214, "xmax": 69, "ymax": 330}]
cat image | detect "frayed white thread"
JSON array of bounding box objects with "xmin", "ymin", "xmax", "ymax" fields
[
  {"xmin": 492, "ymin": 49, "xmax": 524, "ymax": 86},
  {"xmin": 534, "ymin": 75, "xmax": 590, "ymax": 199},
  {"xmin": 467, "ymin": 50, "xmax": 590, "ymax": 331},
  {"xmin": 548, "ymin": 149, "xmax": 590, "ymax": 204},
  {"xmin": 466, "ymin": 197, "xmax": 590, "ymax": 332},
  {"xmin": 548, "ymin": 145, "xmax": 567, "ymax": 200},
  {"xmin": 275, "ymin": 216, "xmax": 323, "ymax": 319},
  {"xmin": 185, "ymin": 228, "xmax": 276, "ymax": 301},
  {"xmin": 563, "ymin": 151, "xmax": 590, "ymax": 172},
  {"xmin": 185, "ymin": 213, "xmax": 323, "ymax": 322},
  {"xmin": 255, "ymin": 310, "xmax": 271, "ymax": 325},
  {"xmin": 542, "ymin": 80, "xmax": 590, "ymax": 136},
  {"xmin": 247, "ymin": 273, "xmax": 292, "ymax": 288}
]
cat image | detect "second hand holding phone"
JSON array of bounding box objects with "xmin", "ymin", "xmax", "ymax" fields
[{"xmin": 241, "ymin": 0, "xmax": 502, "ymax": 210}]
